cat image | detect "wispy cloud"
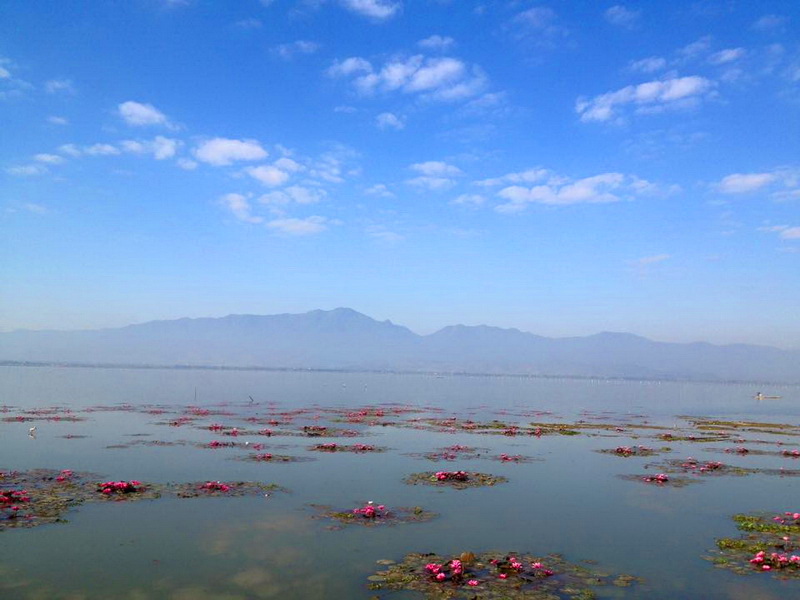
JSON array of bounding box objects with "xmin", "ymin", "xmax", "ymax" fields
[
  {"xmin": 118, "ymin": 101, "xmax": 172, "ymax": 127},
  {"xmin": 406, "ymin": 160, "xmax": 463, "ymax": 191},
  {"xmin": 484, "ymin": 170, "xmax": 673, "ymax": 213},
  {"xmin": 330, "ymin": 54, "xmax": 487, "ymax": 102},
  {"xmin": 339, "ymin": 0, "xmax": 401, "ymax": 21},
  {"xmin": 604, "ymin": 5, "xmax": 640, "ymax": 29},
  {"xmin": 576, "ymin": 76, "xmax": 715, "ymax": 123},
  {"xmin": 375, "ymin": 112, "xmax": 405, "ymax": 130},
  {"xmin": 219, "ymin": 193, "xmax": 263, "ymax": 223},
  {"xmin": 6, "ymin": 164, "xmax": 48, "ymax": 176},
  {"xmin": 272, "ymin": 40, "xmax": 320, "ymax": 59},
  {"xmin": 715, "ymin": 168, "xmax": 800, "ymax": 199},
  {"xmin": 194, "ymin": 138, "xmax": 268, "ymax": 166},
  {"xmin": 758, "ymin": 225, "xmax": 800, "ymax": 240},
  {"xmin": 418, "ymin": 35, "xmax": 455, "ymax": 51},
  {"xmin": 44, "ymin": 79, "xmax": 75, "ymax": 94},
  {"xmin": 267, "ymin": 216, "xmax": 330, "ymax": 235}
]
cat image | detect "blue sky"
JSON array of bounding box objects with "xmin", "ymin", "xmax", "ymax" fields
[{"xmin": 1, "ymin": 0, "xmax": 799, "ymax": 348}]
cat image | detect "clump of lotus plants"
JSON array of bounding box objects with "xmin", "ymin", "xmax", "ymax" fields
[
  {"xmin": 98, "ymin": 480, "xmax": 144, "ymax": 495},
  {"xmin": 368, "ymin": 550, "xmax": 641, "ymax": 597},
  {"xmin": 405, "ymin": 471, "xmax": 508, "ymax": 489},
  {"xmin": 200, "ymin": 481, "xmax": 231, "ymax": 493},
  {"xmin": 309, "ymin": 443, "xmax": 385, "ymax": 453},
  {"xmin": 311, "ymin": 501, "xmax": 436, "ymax": 528},
  {"xmin": 709, "ymin": 511, "xmax": 800, "ymax": 578}
]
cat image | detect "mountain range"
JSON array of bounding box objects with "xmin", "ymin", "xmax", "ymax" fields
[{"xmin": 1, "ymin": 308, "xmax": 798, "ymax": 383}]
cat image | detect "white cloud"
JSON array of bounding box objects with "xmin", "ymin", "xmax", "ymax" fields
[
  {"xmin": 194, "ymin": 138, "xmax": 268, "ymax": 166},
  {"xmin": 84, "ymin": 143, "xmax": 121, "ymax": 156},
  {"xmin": 177, "ymin": 158, "xmax": 198, "ymax": 170},
  {"xmin": 121, "ymin": 136, "xmax": 179, "ymax": 160},
  {"xmin": 629, "ymin": 56, "xmax": 667, "ymax": 73},
  {"xmin": 272, "ymin": 40, "xmax": 320, "ymax": 59},
  {"xmin": 376, "ymin": 112, "xmax": 405, "ymax": 130},
  {"xmin": 407, "ymin": 176, "xmax": 457, "ymax": 191},
  {"xmin": 6, "ymin": 164, "xmax": 47, "ymax": 176},
  {"xmin": 274, "ymin": 157, "xmax": 304, "ymax": 172},
  {"xmin": 246, "ymin": 165, "xmax": 290, "ymax": 187},
  {"xmin": 410, "ymin": 161, "xmax": 462, "ymax": 177},
  {"xmin": 337, "ymin": 54, "xmax": 487, "ymax": 102},
  {"xmin": 366, "ymin": 225, "xmax": 403, "ymax": 242},
  {"xmin": 58, "ymin": 144, "xmax": 82, "ymax": 157},
  {"xmin": 23, "ymin": 203, "xmax": 50, "ymax": 215},
  {"xmin": 752, "ymin": 14, "xmax": 787, "ymax": 32},
  {"xmin": 709, "ymin": 48, "xmax": 745, "ymax": 65},
  {"xmin": 604, "ymin": 5, "xmax": 640, "ymax": 28},
  {"xmin": 717, "ymin": 172, "xmax": 775, "ymax": 193},
  {"xmin": 220, "ymin": 193, "xmax": 263, "ymax": 224},
  {"xmin": 476, "ymin": 168, "xmax": 551, "ymax": 187},
  {"xmin": 759, "ymin": 225, "xmax": 800, "ymax": 240},
  {"xmin": 679, "ymin": 36, "xmax": 712, "ymax": 59},
  {"xmin": 418, "ymin": 35, "xmax": 455, "ymax": 51},
  {"xmin": 259, "ymin": 185, "xmax": 326, "ymax": 205},
  {"xmin": 493, "ymin": 172, "xmax": 666, "ymax": 212},
  {"xmin": 407, "ymin": 161, "xmax": 463, "ymax": 188},
  {"xmin": 235, "ymin": 18, "xmax": 262, "ymax": 29},
  {"xmin": 307, "ymin": 145, "xmax": 359, "ymax": 184},
  {"xmin": 267, "ymin": 216, "xmax": 329, "ymax": 235},
  {"xmin": 781, "ymin": 227, "xmax": 800, "ymax": 240},
  {"xmin": 364, "ymin": 183, "xmax": 394, "ymax": 198},
  {"xmin": 0, "ymin": 66, "xmax": 9, "ymax": 79},
  {"xmin": 715, "ymin": 168, "xmax": 800, "ymax": 198},
  {"xmin": 576, "ymin": 76, "xmax": 715, "ymax": 123},
  {"xmin": 118, "ymin": 101, "xmax": 170, "ymax": 127},
  {"xmin": 44, "ymin": 79, "xmax": 75, "ymax": 94},
  {"xmin": 327, "ymin": 57, "xmax": 373, "ymax": 78},
  {"xmin": 452, "ymin": 193, "xmax": 485, "ymax": 206},
  {"xmin": 34, "ymin": 153, "xmax": 65, "ymax": 164},
  {"xmin": 339, "ymin": 0, "xmax": 400, "ymax": 21},
  {"xmin": 633, "ymin": 253, "xmax": 671, "ymax": 266},
  {"xmin": 510, "ymin": 6, "xmax": 567, "ymax": 47},
  {"xmin": 47, "ymin": 116, "xmax": 69, "ymax": 125}
]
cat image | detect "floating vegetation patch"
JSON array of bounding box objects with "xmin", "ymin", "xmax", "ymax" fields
[
  {"xmin": 310, "ymin": 501, "xmax": 437, "ymax": 529},
  {"xmin": 684, "ymin": 418, "xmax": 800, "ymax": 437},
  {"xmin": 596, "ymin": 445, "xmax": 670, "ymax": 458},
  {"xmin": 405, "ymin": 445, "xmax": 485, "ymax": 462},
  {"xmin": 106, "ymin": 440, "xmax": 189, "ymax": 449},
  {"xmin": 235, "ymin": 452, "xmax": 313, "ymax": 464},
  {"xmin": 0, "ymin": 468, "xmax": 283, "ymax": 531},
  {"xmin": 492, "ymin": 453, "xmax": 539, "ymax": 464},
  {"xmin": 404, "ymin": 471, "xmax": 508, "ymax": 490},
  {"xmin": 652, "ymin": 432, "xmax": 731, "ymax": 443},
  {"xmin": 300, "ymin": 425, "xmax": 362, "ymax": 438},
  {"xmin": 642, "ymin": 458, "xmax": 800, "ymax": 479},
  {"xmin": 618, "ymin": 473, "xmax": 700, "ymax": 487},
  {"xmin": 707, "ymin": 512, "xmax": 800, "ymax": 578},
  {"xmin": 173, "ymin": 480, "xmax": 281, "ymax": 498},
  {"xmin": 308, "ymin": 443, "xmax": 385, "ymax": 453},
  {"xmin": 367, "ymin": 550, "xmax": 642, "ymax": 599}
]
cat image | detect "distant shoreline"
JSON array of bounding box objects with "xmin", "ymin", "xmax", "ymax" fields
[{"xmin": 1, "ymin": 360, "xmax": 796, "ymax": 388}]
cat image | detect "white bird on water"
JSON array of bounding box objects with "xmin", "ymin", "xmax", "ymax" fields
[{"xmin": 29, "ymin": 426, "xmax": 37, "ymax": 437}]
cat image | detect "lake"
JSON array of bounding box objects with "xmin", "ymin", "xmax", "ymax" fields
[{"xmin": 1, "ymin": 366, "xmax": 799, "ymax": 599}]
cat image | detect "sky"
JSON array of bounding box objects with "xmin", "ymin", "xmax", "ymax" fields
[{"xmin": 1, "ymin": 0, "xmax": 799, "ymax": 349}]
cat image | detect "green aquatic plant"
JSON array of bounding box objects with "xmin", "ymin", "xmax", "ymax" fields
[
  {"xmin": 404, "ymin": 471, "xmax": 508, "ymax": 490},
  {"xmin": 367, "ymin": 550, "xmax": 643, "ymax": 599}
]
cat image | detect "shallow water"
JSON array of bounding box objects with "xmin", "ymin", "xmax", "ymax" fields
[{"xmin": 1, "ymin": 366, "xmax": 799, "ymax": 598}]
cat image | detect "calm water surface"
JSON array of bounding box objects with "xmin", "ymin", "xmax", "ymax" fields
[{"xmin": 1, "ymin": 366, "xmax": 799, "ymax": 599}]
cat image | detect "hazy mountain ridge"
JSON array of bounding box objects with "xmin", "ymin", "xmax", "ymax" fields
[{"xmin": 2, "ymin": 308, "xmax": 798, "ymax": 383}]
